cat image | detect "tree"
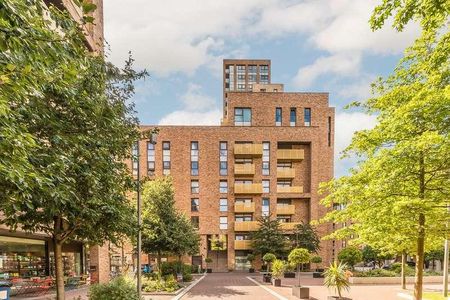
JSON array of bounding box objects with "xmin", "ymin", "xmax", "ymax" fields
[
  {"xmin": 288, "ymin": 248, "xmax": 310, "ymax": 287},
  {"xmin": 262, "ymin": 253, "xmax": 276, "ymax": 272},
  {"xmin": 251, "ymin": 217, "xmax": 287, "ymax": 257},
  {"xmin": 337, "ymin": 247, "xmax": 362, "ymax": 270},
  {"xmin": 291, "ymin": 221, "xmax": 321, "ymax": 253},
  {"xmin": 141, "ymin": 177, "xmax": 200, "ymax": 274},
  {"xmin": 323, "ymin": 261, "xmax": 351, "ymax": 300},
  {"xmin": 361, "ymin": 245, "xmax": 392, "ymax": 268},
  {"xmin": 0, "ymin": 2, "xmax": 145, "ymax": 299},
  {"xmin": 310, "ymin": 256, "xmax": 322, "ymax": 271}
]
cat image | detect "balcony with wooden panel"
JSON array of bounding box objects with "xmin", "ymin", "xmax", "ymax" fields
[
  {"xmin": 234, "ymin": 221, "xmax": 259, "ymax": 231},
  {"xmin": 234, "ymin": 164, "xmax": 256, "ymax": 176},
  {"xmin": 234, "ymin": 144, "xmax": 263, "ymax": 157},
  {"xmin": 234, "ymin": 183, "xmax": 263, "ymax": 194},
  {"xmin": 279, "ymin": 222, "xmax": 300, "ymax": 231},
  {"xmin": 234, "ymin": 202, "xmax": 256, "ymax": 213},
  {"xmin": 277, "ymin": 186, "xmax": 303, "ymax": 194},
  {"xmin": 234, "ymin": 240, "xmax": 252, "ymax": 250},
  {"xmin": 276, "ymin": 168, "xmax": 295, "ymax": 178},
  {"xmin": 276, "ymin": 205, "xmax": 295, "ymax": 215},
  {"xmin": 277, "ymin": 149, "xmax": 304, "ymax": 161}
]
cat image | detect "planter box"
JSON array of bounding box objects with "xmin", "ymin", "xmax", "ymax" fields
[
  {"xmin": 263, "ymin": 274, "xmax": 272, "ymax": 283},
  {"xmin": 349, "ymin": 276, "xmax": 449, "ymax": 285},
  {"xmin": 249, "ymin": 268, "xmax": 255, "ymax": 273},
  {"xmin": 284, "ymin": 272, "xmax": 296, "ymax": 278},
  {"xmin": 313, "ymin": 272, "xmax": 323, "ymax": 278},
  {"xmin": 206, "ymin": 268, "xmax": 212, "ymax": 273},
  {"xmin": 292, "ymin": 286, "xmax": 309, "ymax": 299},
  {"xmin": 272, "ymin": 278, "xmax": 281, "ymax": 286}
]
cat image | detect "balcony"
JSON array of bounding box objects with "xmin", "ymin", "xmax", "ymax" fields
[
  {"xmin": 234, "ymin": 164, "xmax": 256, "ymax": 176},
  {"xmin": 234, "ymin": 240, "xmax": 252, "ymax": 250},
  {"xmin": 277, "ymin": 186, "xmax": 303, "ymax": 194},
  {"xmin": 276, "ymin": 205, "xmax": 295, "ymax": 215},
  {"xmin": 234, "ymin": 221, "xmax": 259, "ymax": 231},
  {"xmin": 234, "ymin": 144, "xmax": 263, "ymax": 157},
  {"xmin": 234, "ymin": 202, "xmax": 256, "ymax": 213},
  {"xmin": 276, "ymin": 168, "xmax": 295, "ymax": 178},
  {"xmin": 280, "ymin": 222, "xmax": 300, "ymax": 231},
  {"xmin": 277, "ymin": 149, "xmax": 304, "ymax": 161},
  {"xmin": 234, "ymin": 183, "xmax": 263, "ymax": 194}
]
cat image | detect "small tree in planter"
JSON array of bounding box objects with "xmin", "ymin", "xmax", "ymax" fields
[
  {"xmin": 311, "ymin": 255, "xmax": 323, "ymax": 277},
  {"xmin": 271, "ymin": 260, "xmax": 285, "ymax": 287},
  {"xmin": 283, "ymin": 261, "xmax": 296, "ymax": 278},
  {"xmin": 323, "ymin": 261, "xmax": 352, "ymax": 300},
  {"xmin": 247, "ymin": 254, "xmax": 256, "ymax": 273},
  {"xmin": 288, "ymin": 248, "xmax": 311, "ymax": 299},
  {"xmin": 205, "ymin": 257, "xmax": 213, "ymax": 273},
  {"xmin": 262, "ymin": 253, "xmax": 276, "ymax": 282}
]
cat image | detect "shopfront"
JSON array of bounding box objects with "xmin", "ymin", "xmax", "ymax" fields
[{"xmin": 0, "ymin": 235, "xmax": 85, "ymax": 279}]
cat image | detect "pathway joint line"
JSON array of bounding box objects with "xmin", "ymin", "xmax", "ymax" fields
[
  {"xmin": 172, "ymin": 274, "xmax": 206, "ymax": 300},
  {"xmin": 246, "ymin": 276, "xmax": 288, "ymax": 300}
]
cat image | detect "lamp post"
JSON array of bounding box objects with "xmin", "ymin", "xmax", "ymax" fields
[
  {"xmin": 443, "ymin": 204, "xmax": 449, "ymax": 297},
  {"xmin": 135, "ymin": 140, "xmax": 142, "ymax": 298}
]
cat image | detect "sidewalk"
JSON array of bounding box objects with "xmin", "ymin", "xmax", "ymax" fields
[{"xmin": 11, "ymin": 287, "xmax": 88, "ymax": 300}]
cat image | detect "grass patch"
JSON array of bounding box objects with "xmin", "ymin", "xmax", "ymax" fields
[{"xmin": 423, "ymin": 292, "xmax": 448, "ymax": 300}]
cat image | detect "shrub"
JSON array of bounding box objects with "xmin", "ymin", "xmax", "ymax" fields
[
  {"xmin": 164, "ymin": 274, "xmax": 179, "ymax": 292},
  {"xmin": 90, "ymin": 276, "xmax": 141, "ymax": 300},
  {"xmin": 389, "ymin": 262, "xmax": 415, "ymax": 276},
  {"xmin": 161, "ymin": 261, "xmax": 192, "ymax": 280},
  {"xmin": 183, "ymin": 272, "xmax": 193, "ymax": 282},
  {"xmin": 338, "ymin": 246, "xmax": 363, "ymax": 269},
  {"xmin": 142, "ymin": 275, "xmax": 180, "ymax": 293},
  {"xmin": 353, "ymin": 269, "xmax": 397, "ymax": 277},
  {"xmin": 323, "ymin": 261, "xmax": 351, "ymax": 298},
  {"xmin": 272, "ymin": 260, "xmax": 285, "ymax": 279}
]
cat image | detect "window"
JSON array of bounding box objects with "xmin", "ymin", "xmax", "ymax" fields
[
  {"xmin": 191, "ymin": 180, "xmax": 199, "ymax": 193},
  {"xmin": 260, "ymin": 65, "xmax": 269, "ymax": 84},
  {"xmin": 290, "ymin": 108, "xmax": 296, "ymax": 126},
  {"xmin": 132, "ymin": 142, "xmax": 138, "ymax": 176},
  {"xmin": 219, "ymin": 180, "xmax": 228, "ymax": 193},
  {"xmin": 262, "ymin": 180, "xmax": 270, "ymax": 193},
  {"xmin": 147, "ymin": 142, "xmax": 155, "ymax": 175},
  {"xmin": 191, "ymin": 216, "xmax": 199, "ymax": 229},
  {"xmin": 162, "ymin": 141, "xmax": 170, "ymax": 175},
  {"xmin": 219, "ymin": 198, "xmax": 228, "ymax": 212},
  {"xmin": 262, "ymin": 198, "xmax": 270, "ymax": 216},
  {"xmin": 219, "ymin": 142, "xmax": 228, "ymax": 175},
  {"xmin": 191, "ymin": 142, "xmax": 199, "ymax": 175},
  {"xmin": 235, "ymin": 214, "xmax": 253, "ymax": 222},
  {"xmin": 237, "ymin": 84, "xmax": 246, "ymax": 91},
  {"xmin": 304, "ymin": 108, "xmax": 311, "ymax": 126},
  {"xmin": 262, "ymin": 142, "xmax": 270, "ymax": 175},
  {"xmin": 277, "ymin": 216, "xmax": 291, "ymax": 223},
  {"xmin": 191, "ymin": 199, "xmax": 199, "ymax": 212},
  {"xmin": 328, "ymin": 116, "xmax": 332, "ymax": 147},
  {"xmin": 277, "ymin": 180, "xmax": 292, "ymax": 187},
  {"xmin": 235, "ymin": 234, "xmax": 251, "ymax": 240},
  {"xmin": 234, "ymin": 108, "xmax": 252, "ymax": 126},
  {"xmin": 219, "ymin": 217, "xmax": 228, "ymax": 230},
  {"xmin": 275, "ymin": 107, "xmax": 282, "ymax": 126},
  {"xmin": 220, "ymin": 162, "xmax": 227, "ymax": 176}
]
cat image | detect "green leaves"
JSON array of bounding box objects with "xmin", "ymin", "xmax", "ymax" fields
[{"xmin": 81, "ymin": 2, "xmax": 97, "ymax": 14}]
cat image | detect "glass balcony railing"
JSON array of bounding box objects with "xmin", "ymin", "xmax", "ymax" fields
[
  {"xmin": 276, "ymin": 168, "xmax": 295, "ymax": 178},
  {"xmin": 234, "ymin": 202, "xmax": 256, "ymax": 213},
  {"xmin": 234, "ymin": 221, "xmax": 259, "ymax": 231},
  {"xmin": 277, "ymin": 149, "xmax": 304, "ymax": 161},
  {"xmin": 234, "ymin": 164, "xmax": 256, "ymax": 176},
  {"xmin": 234, "ymin": 183, "xmax": 263, "ymax": 194},
  {"xmin": 277, "ymin": 186, "xmax": 303, "ymax": 194},
  {"xmin": 234, "ymin": 144, "xmax": 263, "ymax": 157},
  {"xmin": 276, "ymin": 205, "xmax": 295, "ymax": 215}
]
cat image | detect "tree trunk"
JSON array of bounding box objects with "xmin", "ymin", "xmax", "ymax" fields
[
  {"xmin": 54, "ymin": 237, "xmax": 65, "ymax": 300},
  {"xmin": 414, "ymin": 213, "xmax": 425, "ymax": 300},
  {"xmin": 401, "ymin": 251, "xmax": 407, "ymax": 290},
  {"xmin": 297, "ymin": 264, "xmax": 301, "ymax": 287}
]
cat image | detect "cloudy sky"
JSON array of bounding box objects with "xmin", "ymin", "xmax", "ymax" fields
[{"xmin": 104, "ymin": 0, "xmax": 419, "ymax": 176}]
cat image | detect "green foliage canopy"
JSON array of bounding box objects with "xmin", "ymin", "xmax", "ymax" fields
[
  {"xmin": 251, "ymin": 217, "xmax": 287, "ymax": 256},
  {"xmin": 338, "ymin": 247, "xmax": 363, "ymax": 269}
]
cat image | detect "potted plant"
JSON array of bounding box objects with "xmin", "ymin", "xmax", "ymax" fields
[
  {"xmin": 288, "ymin": 248, "xmax": 311, "ymax": 299},
  {"xmin": 262, "ymin": 253, "xmax": 276, "ymax": 283},
  {"xmin": 311, "ymin": 255, "xmax": 323, "ymax": 278},
  {"xmin": 205, "ymin": 257, "xmax": 213, "ymax": 273},
  {"xmin": 283, "ymin": 261, "xmax": 296, "ymax": 278},
  {"xmin": 323, "ymin": 261, "xmax": 352, "ymax": 300},
  {"xmin": 247, "ymin": 254, "xmax": 256, "ymax": 273},
  {"xmin": 271, "ymin": 259, "xmax": 284, "ymax": 287}
]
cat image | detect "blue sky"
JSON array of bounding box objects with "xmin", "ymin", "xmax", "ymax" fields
[{"xmin": 104, "ymin": 0, "xmax": 419, "ymax": 176}]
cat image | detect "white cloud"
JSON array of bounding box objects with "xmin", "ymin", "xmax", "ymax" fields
[
  {"xmin": 337, "ymin": 74, "xmax": 377, "ymax": 100},
  {"xmin": 158, "ymin": 83, "xmax": 221, "ymax": 126},
  {"xmin": 293, "ymin": 53, "xmax": 361, "ymax": 88},
  {"xmin": 334, "ymin": 111, "xmax": 377, "ymax": 176}
]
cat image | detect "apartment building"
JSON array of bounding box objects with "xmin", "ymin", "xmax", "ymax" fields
[
  {"xmin": 0, "ymin": 0, "xmax": 112, "ymax": 284},
  {"xmin": 133, "ymin": 59, "xmax": 335, "ymax": 271}
]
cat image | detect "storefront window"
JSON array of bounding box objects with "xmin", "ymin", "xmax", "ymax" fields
[
  {"xmin": 0, "ymin": 236, "xmax": 47, "ymax": 279},
  {"xmin": 49, "ymin": 242, "xmax": 83, "ymax": 277}
]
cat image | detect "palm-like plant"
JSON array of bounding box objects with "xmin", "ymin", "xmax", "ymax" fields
[{"xmin": 323, "ymin": 261, "xmax": 351, "ymax": 299}]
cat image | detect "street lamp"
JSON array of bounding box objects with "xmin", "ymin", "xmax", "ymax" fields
[{"xmin": 135, "ymin": 131, "xmax": 157, "ymax": 298}]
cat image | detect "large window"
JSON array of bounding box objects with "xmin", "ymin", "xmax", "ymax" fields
[
  {"xmin": 191, "ymin": 180, "xmax": 199, "ymax": 194},
  {"xmin": 191, "ymin": 198, "xmax": 199, "ymax": 212},
  {"xmin": 219, "ymin": 198, "xmax": 228, "ymax": 212},
  {"xmin": 260, "ymin": 65, "xmax": 269, "ymax": 84},
  {"xmin": 262, "ymin": 198, "xmax": 270, "ymax": 217},
  {"xmin": 191, "ymin": 216, "xmax": 199, "ymax": 229},
  {"xmin": 275, "ymin": 107, "xmax": 282, "ymax": 126},
  {"xmin": 290, "ymin": 108, "xmax": 296, "ymax": 126},
  {"xmin": 234, "ymin": 108, "xmax": 252, "ymax": 126},
  {"xmin": 191, "ymin": 141, "xmax": 199, "ymax": 176},
  {"xmin": 219, "ymin": 180, "xmax": 228, "ymax": 193},
  {"xmin": 219, "ymin": 217, "xmax": 228, "ymax": 230},
  {"xmin": 147, "ymin": 142, "xmax": 155, "ymax": 175},
  {"xmin": 304, "ymin": 108, "xmax": 311, "ymax": 126},
  {"xmin": 219, "ymin": 142, "xmax": 228, "ymax": 175},
  {"xmin": 162, "ymin": 141, "xmax": 171, "ymax": 175}
]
